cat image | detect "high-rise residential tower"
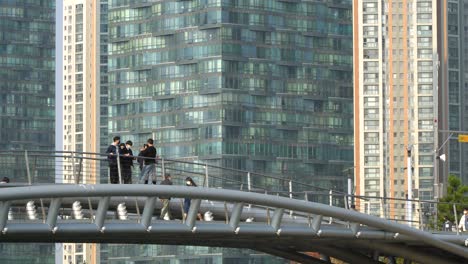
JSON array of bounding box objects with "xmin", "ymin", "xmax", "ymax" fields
[
  {"xmin": 354, "ymin": 0, "xmax": 468, "ymax": 221},
  {"xmin": 107, "ymin": 0, "xmax": 353, "ymax": 261},
  {"xmin": 62, "ymin": 0, "xmax": 108, "ymax": 262},
  {"xmin": 0, "ymin": 0, "xmax": 55, "ymax": 263},
  {"xmin": 354, "ymin": 0, "xmax": 439, "ymax": 219}
]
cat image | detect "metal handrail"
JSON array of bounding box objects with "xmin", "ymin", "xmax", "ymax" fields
[{"xmin": 0, "ymin": 150, "xmax": 464, "ymax": 231}]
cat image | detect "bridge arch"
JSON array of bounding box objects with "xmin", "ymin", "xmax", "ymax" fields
[{"xmin": 0, "ymin": 185, "xmax": 467, "ymax": 263}]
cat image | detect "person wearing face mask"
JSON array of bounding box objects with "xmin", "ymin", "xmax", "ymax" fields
[
  {"xmin": 183, "ymin": 177, "xmax": 203, "ymax": 221},
  {"xmin": 119, "ymin": 140, "xmax": 134, "ymax": 184}
]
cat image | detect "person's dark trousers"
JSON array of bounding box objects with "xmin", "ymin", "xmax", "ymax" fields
[
  {"xmin": 109, "ymin": 164, "xmax": 119, "ymax": 184},
  {"xmin": 122, "ymin": 166, "xmax": 132, "ymax": 184}
]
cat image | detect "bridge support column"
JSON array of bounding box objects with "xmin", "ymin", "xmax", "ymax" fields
[
  {"xmin": 229, "ymin": 203, "xmax": 244, "ymax": 233},
  {"xmin": 271, "ymin": 208, "xmax": 284, "ymax": 235},
  {"xmin": 95, "ymin": 197, "xmax": 110, "ymax": 231},
  {"xmin": 0, "ymin": 201, "xmax": 11, "ymax": 232},
  {"xmin": 46, "ymin": 198, "xmax": 62, "ymax": 231},
  {"xmin": 185, "ymin": 199, "xmax": 201, "ymax": 230},
  {"xmin": 141, "ymin": 197, "xmax": 157, "ymax": 230}
]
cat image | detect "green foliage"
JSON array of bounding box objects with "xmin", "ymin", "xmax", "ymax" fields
[{"xmin": 437, "ymin": 175, "xmax": 468, "ymax": 226}]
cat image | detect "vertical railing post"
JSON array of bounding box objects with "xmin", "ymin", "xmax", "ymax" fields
[
  {"xmin": 247, "ymin": 172, "xmax": 251, "ymax": 192},
  {"xmin": 116, "ymin": 150, "xmax": 122, "ymax": 184},
  {"xmin": 289, "ymin": 180, "xmax": 293, "ymax": 217},
  {"xmin": 453, "ymin": 203, "xmax": 459, "ymax": 235},
  {"xmin": 71, "ymin": 152, "xmax": 76, "ymax": 183},
  {"xmin": 288, "ymin": 180, "xmax": 293, "ymax": 199},
  {"xmin": 24, "ymin": 150, "xmax": 32, "ymax": 185},
  {"xmin": 380, "ymin": 198, "xmax": 385, "ymax": 218},
  {"xmin": 329, "ymin": 190, "xmax": 333, "ymax": 224},
  {"xmin": 418, "ymin": 200, "xmax": 423, "ymax": 230},
  {"xmin": 161, "ymin": 157, "xmax": 165, "ymax": 181},
  {"xmin": 305, "ymin": 192, "xmax": 311, "ymax": 227},
  {"xmin": 205, "ymin": 164, "xmax": 209, "ymax": 188},
  {"xmin": 383, "ymin": 197, "xmax": 388, "ymax": 219},
  {"xmin": 75, "ymin": 155, "xmax": 83, "ymax": 184}
]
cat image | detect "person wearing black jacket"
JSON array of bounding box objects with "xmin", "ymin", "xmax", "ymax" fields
[
  {"xmin": 159, "ymin": 173, "xmax": 172, "ymax": 220},
  {"xmin": 106, "ymin": 136, "xmax": 120, "ymax": 184},
  {"xmin": 119, "ymin": 141, "xmax": 134, "ymax": 184},
  {"xmin": 138, "ymin": 138, "xmax": 157, "ymax": 184}
]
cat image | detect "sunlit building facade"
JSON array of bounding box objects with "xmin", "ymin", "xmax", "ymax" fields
[
  {"xmin": 62, "ymin": 0, "xmax": 109, "ymax": 263},
  {"xmin": 354, "ymin": 0, "xmax": 439, "ymax": 220},
  {"xmin": 354, "ymin": 0, "xmax": 468, "ymax": 222}
]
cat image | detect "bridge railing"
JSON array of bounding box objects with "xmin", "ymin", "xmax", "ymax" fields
[
  {"xmin": 0, "ymin": 150, "xmax": 463, "ymax": 231},
  {"xmin": 0, "ymin": 150, "xmax": 333, "ymax": 194}
]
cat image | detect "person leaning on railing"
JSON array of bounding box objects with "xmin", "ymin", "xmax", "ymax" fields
[{"xmin": 138, "ymin": 138, "xmax": 157, "ymax": 185}]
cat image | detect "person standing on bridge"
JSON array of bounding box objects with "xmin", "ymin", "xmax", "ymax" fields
[
  {"xmin": 137, "ymin": 144, "xmax": 148, "ymax": 172},
  {"xmin": 139, "ymin": 138, "xmax": 157, "ymax": 184},
  {"xmin": 119, "ymin": 141, "xmax": 134, "ymax": 184},
  {"xmin": 159, "ymin": 173, "xmax": 173, "ymax": 220},
  {"xmin": 458, "ymin": 208, "xmax": 468, "ymax": 232},
  {"xmin": 106, "ymin": 136, "xmax": 120, "ymax": 184}
]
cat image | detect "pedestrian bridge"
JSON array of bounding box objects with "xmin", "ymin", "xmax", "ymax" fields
[{"xmin": 0, "ymin": 184, "xmax": 467, "ymax": 264}]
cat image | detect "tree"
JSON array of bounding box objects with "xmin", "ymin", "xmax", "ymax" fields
[{"xmin": 437, "ymin": 175, "xmax": 468, "ymax": 228}]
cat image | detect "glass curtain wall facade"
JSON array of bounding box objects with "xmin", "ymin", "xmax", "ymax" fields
[
  {"xmin": 100, "ymin": 0, "xmax": 109, "ymax": 156},
  {"xmin": 0, "ymin": 0, "xmax": 55, "ymax": 183},
  {"xmin": 0, "ymin": 0, "xmax": 55, "ymax": 263},
  {"xmin": 107, "ymin": 0, "xmax": 352, "ymax": 262},
  {"xmin": 108, "ymin": 0, "xmax": 353, "ymax": 189},
  {"xmin": 443, "ymin": 0, "xmax": 468, "ymax": 185}
]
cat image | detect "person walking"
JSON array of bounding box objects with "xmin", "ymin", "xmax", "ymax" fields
[
  {"xmin": 139, "ymin": 138, "xmax": 157, "ymax": 184},
  {"xmin": 106, "ymin": 136, "xmax": 120, "ymax": 184},
  {"xmin": 159, "ymin": 173, "xmax": 173, "ymax": 220},
  {"xmin": 183, "ymin": 177, "xmax": 203, "ymax": 221},
  {"xmin": 458, "ymin": 208, "xmax": 468, "ymax": 232}
]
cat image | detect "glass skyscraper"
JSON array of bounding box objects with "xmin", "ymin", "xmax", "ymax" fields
[
  {"xmin": 0, "ymin": 0, "xmax": 55, "ymax": 263},
  {"xmin": 0, "ymin": 1, "xmax": 55, "ymax": 147},
  {"xmin": 0, "ymin": 0, "xmax": 55, "ymax": 183},
  {"xmin": 108, "ymin": 0, "xmax": 353, "ymax": 190},
  {"xmin": 107, "ymin": 0, "xmax": 352, "ymax": 262}
]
